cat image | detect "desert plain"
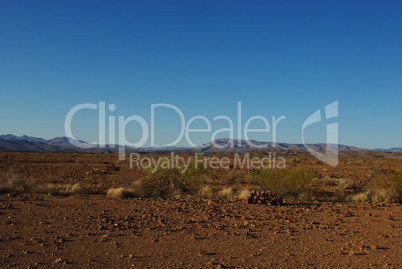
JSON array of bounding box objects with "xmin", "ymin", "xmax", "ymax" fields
[{"xmin": 0, "ymin": 150, "xmax": 401, "ymax": 268}]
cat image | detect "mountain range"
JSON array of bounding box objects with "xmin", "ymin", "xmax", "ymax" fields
[
  {"xmin": 0, "ymin": 134, "xmax": 97, "ymax": 152},
  {"xmin": 194, "ymin": 138, "xmax": 363, "ymax": 152},
  {"xmin": 372, "ymin": 147, "xmax": 402, "ymax": 152},
  {"xmin": 0, "ymin": 134, "xmax": 400, "ymax": 153}
]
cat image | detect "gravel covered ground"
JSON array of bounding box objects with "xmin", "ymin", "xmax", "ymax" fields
[{"xmin": 1, "ymin": 194, "xmax": 401, "ymax": 268}]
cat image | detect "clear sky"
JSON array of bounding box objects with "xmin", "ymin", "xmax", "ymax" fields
[{"xmin": 0, "ymin": 0, "xmax": 401, "ymax": 149}]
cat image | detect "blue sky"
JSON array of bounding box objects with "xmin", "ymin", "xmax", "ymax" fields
[{"xmin": 0, "ymin": 0, "xmax": 401, "ymax": 149}]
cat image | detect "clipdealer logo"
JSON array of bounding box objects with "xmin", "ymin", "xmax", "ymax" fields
[{"xmin": 64, "ymin": 101, "xmax": 339, "ymax": 167}]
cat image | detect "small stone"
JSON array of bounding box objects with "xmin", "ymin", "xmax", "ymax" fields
[{"xmin": 357, "ymin": 243, "xmax": 365, "ymax": 250}]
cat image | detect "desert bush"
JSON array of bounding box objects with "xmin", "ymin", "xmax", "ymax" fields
[
  {"xmin": 135, "ymin": 165, "xmax": 208, "ymax": 198},
  {"xmin": 131, "ymin": 177, "xmax": 173, "ymax": 198},
  {"xmin": 350, "ymin": 188, "xmax": 399, "ymax": 203},
  {"xmin": 196, "ymin": 174, "xmax": 213, "ymax": 185},
  {"xmin": 351, "ymin": 171, "xmax": 402, "ymax": 203},
  {"xmin": 249, "ymin": 168, "xmax": 311, "ymax": 198},
  {"xmin": 390, "ymin": 171, "xmax": 402, "ymax": 202},
  {"xmin": 107, "ymin": 187, "xmax": 137, "ymax": 198},
  {"xmin": 225, "ymin": 173, "xmax": 248, "ymax": 185},
  {"xmin": 290, "ymin": 158, "xmax": 301, "ymax": 163}
]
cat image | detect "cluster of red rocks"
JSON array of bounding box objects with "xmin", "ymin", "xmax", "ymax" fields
[{"xmin": 242, "ymin": 190, "xmax": 285, "ymax": 205}]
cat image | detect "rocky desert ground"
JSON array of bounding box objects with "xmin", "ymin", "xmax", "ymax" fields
[{"xmin": 0, "ymin": 150, "xmax": 401, "ymax": 268}]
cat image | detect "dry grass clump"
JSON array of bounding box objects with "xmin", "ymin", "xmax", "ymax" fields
[
  {"xmin": 130, "ymin": 179, "xmax": 189, "ymax": 199},
  {"xmin": 107, "ymin": 177, "xmax": 181, "ymax": 198},
  {"xmin": 350, "ymin": 171, "xmax": 402, "ymax": 203},
  {"xmin": 0, "ymin": 173, "xmax": 36, "ymax": 193},
  {"xmin": 216, "ymin": 187, "xmax": 234, "ymax": 199},
  {"xmin": 311, "ymin": 176, "xmax": 338, "ymax": 186},
  {"xmin": 0, "ymin": 173, "xmax": 82, "ymax": 196},
  {"xmin": 350, "ymin": 188, "xmax": 399, "ymax": 203},
  {"xmin": 310, "ymin": 176, "xmax": 357, "ymax": 190},
  {"xmin": 198, "ymin": 186, "xmax": 213, "ymax": 198},
  {"xmin": 337, "ymin": 178, "xmax": 357, "ymax": 189},
  {"xmin": 236, "ymin": 189, "xmax": 250, "ymax": 199},
  {"xmin": 198, "ymin": 187, "xmax": 249, "ymax": 200},
  {"xmin": 107, "ymin": 187, "xmax": 137, "ymax": 198},
  {"xmin": 36, "ymin": 183, "xmax": 83, "ymax": 196}
]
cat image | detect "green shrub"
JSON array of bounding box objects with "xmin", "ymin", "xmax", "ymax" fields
[
  {"xmin": 391, "ymin": 171, "xmax": 402, "ymax": 202},
  {"xmin": 348, "ymin": 170, "xmax": 402, "ymax": 203},
  {"xmin": 290, "ymin": 158, "xmax": 301, "ymax": 163},
  {"xmin": 134, "ymin": 165, "xmax": 209, "ymax": 198},
  {"xmin": 249, "ymin": 168, "xmax": 311, "ymax": 198}
]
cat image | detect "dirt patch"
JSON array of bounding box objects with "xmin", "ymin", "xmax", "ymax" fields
[{"xmin": 0, "ymin": 194, "xmax": 401, "ymax": 268}]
